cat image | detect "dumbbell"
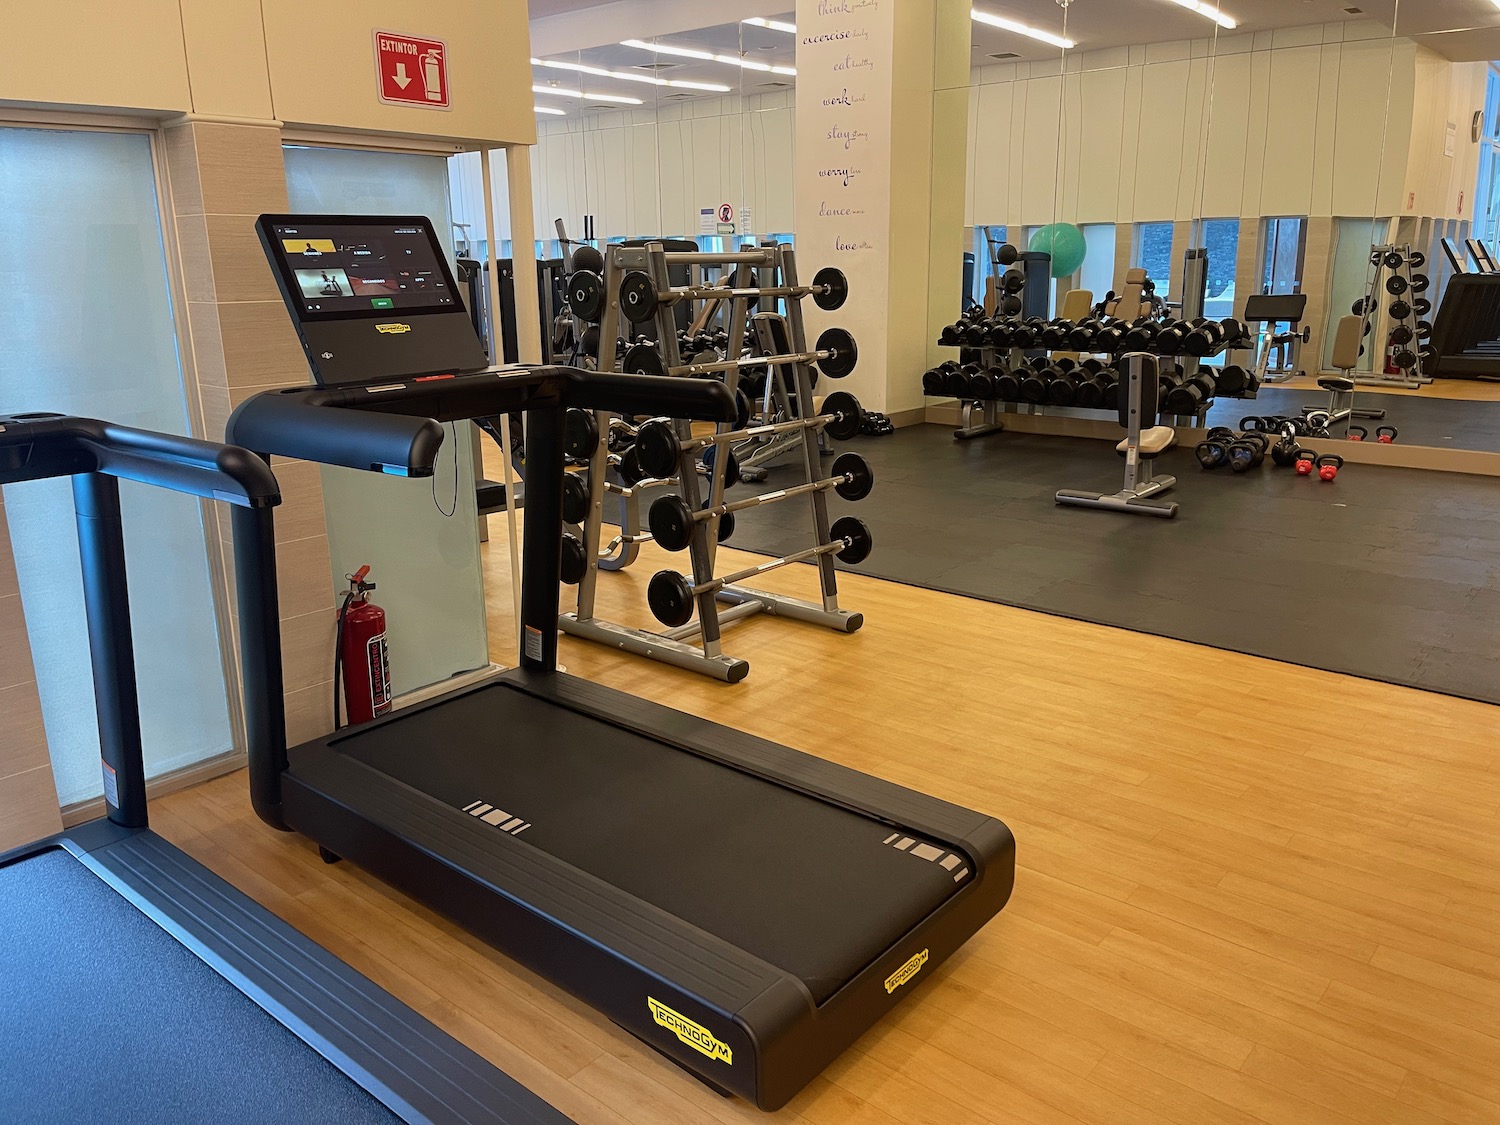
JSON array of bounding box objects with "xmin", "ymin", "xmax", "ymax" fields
[
  {"xmin": 1376, "ymin": 425, "xmax": 1398, "ymax": 444},
  {"xmin": 1183, "ymin": 318, "xmax": 1242, "ymax": 357},
  {"xmin": 1020, "ymin": 357, "xmax": 1062, "ymax": 404},
  {"xmin": 1070, "ymin": 359, "xmax": 1110, "ymax": 408},
  {"xmin": 624, "ymin": 327, "xmax": 859, "ymax": 381},
  {"xmin": 1045, "ymin": 361, "xmax": 1087, "ymax": 406},
  {"xmin": 1216, "ymin": 364, "xmax": 1252, "ymax": 395},
  {"xmin": 1122, "ymin": 319, "xmax": 1160, "ymax": 352},
  {"xmin": 992, "ymin": 366, "xmax": 1022, "ymax": 402},
  {"xmin": 1000, "ymin": 268, "xmax": 1026, "ymax": 294},
  {"xmin": 1094, "ymin": 323, "xmax": 1126, "ymax": 353},
  {"xmin": 939, "ymin": 322, "xmax": 965, "ymax": 347},
  {"xmin": 634, "ymin": 390, "xmax": 864, "ymax": 479},
  {"xmin": 647, "ymin": 516, "xmax": 874, "ymax": 627},
  {"xmin": 989, "ymin": 321, "xmax": 1015, "ymax": 348},
  {"xmin": 1228, "ymin": 432, "xmax": 1269, "ymax": 473},
  {"xmin": 1317, "ymin": 453, "xmax": 1344, "ymax": 482},
  {"xmin": 969, "ymin": 367, "xmax": 998, "ymax": 399},
  {"xmin": 943, "ymin": 364, "xmax": 978, "ymax": 398},
  {"xmin": 618, "ymin": 266, "xmax": 851, "ymax": 323},
  {"xmin": 922, "ymin": 362, "xmax": 957, "ymax": 396},
  {"xmin": 963, "ymin": 320, "xmax": 990, "ymax": 347},
  {"xmin": 1010, "ymin": 318, "xmax": 1045, "ymax": 349},
  {"xmin": 1039, "ymin": 319, "xmax": 1074, "ymax": 350},
  {"xmin": 1155, "ymin": 321, "xmax": 1190, "ymax": 356},
  {"xmin": 1065, "ymin": 320, "xmax": 1099, "ymax": 351},
  {"xmin": 1163, "ymin": 370, "xmax": 1218, "ymax": 414},
  {"xmin": 649, "ymin": 452, "xmax": 874, "ymax": 553}
]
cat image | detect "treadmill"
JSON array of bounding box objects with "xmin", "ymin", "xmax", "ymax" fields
[
  {"xmin": 229, "ymin": 214, "xmax": 1016, "ymax": 1111},
  {"xmin": 0, "ymin": 413, "xmax": 571, "ymax": 1125}
]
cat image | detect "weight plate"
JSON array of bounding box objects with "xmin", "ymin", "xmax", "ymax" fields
[
  {"xmin": 1394, "ymin": 349, "xmax": 1417, "ymax": 370},
  {"xmin": 999, "ymin": 295, "xmax": 1023, "ymax": 316},
  {"xmin": 1385, "ymin": 275, "xmax": 1408, "ymax": 296},
  {"xmin": 1352, "ymin": 297, "xmax": 1374, "ymax": 316},
  {"xmin": 701, "ymin": 444, "xmax": 740, "ymax": 489},
  {"xmin": 617, "ymin": 446, "xmax": 646, "ymax": 486},
  {"xmin": 622, "ymin": 342, "xmax": 667, "ymax": 376},
  {"xmin": 566, "ymin": 270, "xmax": 605, "ymax": 323},
  {"xmin": 560, "ymin": 534, "xmax": 588, "ymax": 585},
  {"xmin": 646, "ymin": 570, "xmax": 696, "ymax": 628},
  {"xmin": 561, "ymin": 472, "xmax": 591, "ymax": 526},
  {"xmin": 821, "ymin": 390, "xmax": 863, "ymax": 441},
  {"xmin": 1411, "ymin": 273, "xmax": 1431, "ymax": 293},
  {"xmin": 564, "ymin": 408, "xmax": 600, "ymax": 460},
  {"xmin": 1390, "ymin": 325, "xmax": 1414, "ymax": 346},
  {"xmin": 1417, "ymin": 320, "xmax": 1433, "ymax": 340},
  {"xmin": 734, "ymin": 387, "xmax": 752, "ymax": 430},
  {"xmin": 1409, "ymin": 252, "xmax": 1426, "ymax": 270},
  {"xmin": 1001, "ymin": 268, "xmax": 1026, "ymax": 293},
  {"xmin": 831, "ymin": 451, "xmax": 875, "ymax": 501},
  {"xmin": 1389, "ymin": 300, "xmax": 1412, "ymax": 320},
  {"xmin": 1384, "ymin": 251, "xmax": 1405, "ymax": 269},
  {"xmin": 830, "ymin": 516, "xmax": 873, "ymax": 565},
  {"xmin": 1414, "ymin": 297, "xmax": 1432, "ymax": 316},
  {"xmin": 633, "ymin": 419, "xmax": 681, "ymax": 480},
  {"xmin": 812, "ymin": 266, "xmax": 849, "ymax": 311},
  {"xmin": 619, "ymin": 271, "xmax": 660, "ymax": 324},
  {"xmin": 647, "ymin": 494, "xmax": 695, "ymax": 553},
  {"xmin": 816, "ymin": 327, "xmax": 859, "ymax": 379},
  {"xmin": 717, "ymin": 509, "xmax": 736, "ymax": 544},
  {"xmin": 579, "ymin": 324, "xmax": 601, "ymax": 358}
]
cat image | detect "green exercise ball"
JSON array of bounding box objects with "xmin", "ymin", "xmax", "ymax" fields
[{"xmin": 1028, "ymin": 223, "xmax": 1088, "ymax": 279}]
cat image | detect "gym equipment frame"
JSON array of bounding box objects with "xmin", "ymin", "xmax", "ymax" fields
[{"xmin": 1056, "ymin": 353, "xmax": 1180, "ymax": 518}]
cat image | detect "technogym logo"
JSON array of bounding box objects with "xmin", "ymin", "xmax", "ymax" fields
[
  {"xmin": 647, "ymin": 998, "xmax": 733, "ymax": 1065},
  {"xmin": 884, "ymin": 948, "xmax": 929, "ymax": 994},
  {"xmin": 374, "ymin": 323, "xmax": 413, "ymax": 334}
]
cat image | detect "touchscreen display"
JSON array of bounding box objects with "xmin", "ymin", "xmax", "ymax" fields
[{"xmin": 268, "ymin": 221, "xmax": 458, "ymax": 315}]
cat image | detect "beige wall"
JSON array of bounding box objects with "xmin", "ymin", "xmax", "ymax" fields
[
  {"xmin": 1404, "ymin": 50, "xmax": 1488, "ymax": 223},
  {"xmin": 4, "ymin": 0, "xmax": 533, "ymax": 146}
]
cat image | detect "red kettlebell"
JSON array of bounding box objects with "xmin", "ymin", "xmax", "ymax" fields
[
  {"xmin": 1347, "ymin": 425, "xmax": 1367, "ymax": 442},
  {"xmin": 1295, "ymin": 450, "xmax": 1317, "ymax": 477},
  {"xmin": 1318, "ymin": 453, "xmax": 1344, "ymax": 482},
  {"xmin": 1376, "ymin": 425, "xmax": 1398, "ymax": 444}
]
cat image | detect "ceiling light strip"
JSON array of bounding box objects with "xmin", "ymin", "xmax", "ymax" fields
[
  {"xmin": 1168, "ymin": 0, "xmax": 1237, "ymax": 29},
  {"xmin": 534, "ymin": 105, "xmax": 566, "ymax": 115},
  {"xmin": 532, "ymin": 84, "xmax": 643, "ymax": 105},
  {"xmin": 531, "ymin": 57, "xmax": 731, "ymax": 93},
  {"xmin": 620, "ymin": 38, "xmax": 797, "ymax": 77},
  {"xmin": 970, "ymin": 9, "xmax": 1076, "ymax": 49},
  {"xmin": 742, "ymin": 17, "xmax": 797, "ymax": 33}
]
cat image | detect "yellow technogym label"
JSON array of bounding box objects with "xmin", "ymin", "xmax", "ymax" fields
[
  {"xmin": 375, "ymin": 322, "xmax": 413, "ymax": 334},
  {"xmin": 647, "ymin": 998, "xmax": 733, "ymax": 1065},
  {"xmin": 884, "ymin": 949, "xmax": 929, "ymax": 994}
]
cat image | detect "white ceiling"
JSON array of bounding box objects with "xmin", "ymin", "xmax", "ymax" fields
[{"xmin": 528, "ymin": 0, "xmax": 1500, "ymax": 114}]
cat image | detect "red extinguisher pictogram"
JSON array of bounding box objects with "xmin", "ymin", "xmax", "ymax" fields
[
  {"xmin": 334, "ymin": 565, "xmax": 391, "ymax": 728},
  {"xmin": 1385, "ymin": 332, "xmax": 1402, "ymax": 376}
]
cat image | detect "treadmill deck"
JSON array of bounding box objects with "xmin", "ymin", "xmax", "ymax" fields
[{"xmin": 318, "ymin": 681, "xmax": 972, "ymax": 1003}]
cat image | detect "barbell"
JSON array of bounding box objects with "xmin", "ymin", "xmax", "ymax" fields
[
  {"xmin": 633, "ymin": 390, "xmax": 864, "ymax": 479},
  {"xmin": 621, "ymin": 327, "xmax": 858, "ymax": 382},
  {"xmin": 646, "ymin": 516, "xmax": 874, "ymax": 627},
  {"xmin": 619, "ymin": 266, "xmax": 849, "ymax": 323},
  {"xmin": 647, "ymin": 452, "xmax": 873, "ymax": 553}
]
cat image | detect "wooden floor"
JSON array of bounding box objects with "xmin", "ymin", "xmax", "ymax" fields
[
  {"xmin": 156, "ymin": 518, "xmax": 1500, "ymax": 1125},
  {"xmin": 1283, "ymin": 372, "xmax": 1500, "ymax": 401}
]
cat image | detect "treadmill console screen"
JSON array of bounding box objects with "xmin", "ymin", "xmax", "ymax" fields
[{"xmin": 264, "ymin": 219, "xmax": 459, "ymax": 319}]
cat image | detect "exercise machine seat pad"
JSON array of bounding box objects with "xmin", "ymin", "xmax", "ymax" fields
[
  {"xmin": 1117, "ymin": 426, "xmax": 1176, "ymax": 456},
  {"xmin": 1318, "ymin": 376, "xmax": 1356, "ymax": 394},
  {"xmin": 1331, "ymin": 315, "xmax": 1363, "ymax": 371},
  {"xmin": 330, "ymin": 683, "xmax": 967, "ymax": 1003}
]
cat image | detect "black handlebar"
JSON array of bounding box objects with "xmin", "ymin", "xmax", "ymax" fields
[{"xmin": 0, "ymin": 413, "xmax": 280, "ymax": 507}]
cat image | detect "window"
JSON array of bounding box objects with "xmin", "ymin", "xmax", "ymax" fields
[
  {"xmin": 1078, "ymin": 224, "xmax": 1116, "ymax": 307},
  {"xmin": 1262, "ymin": 217, "xmax": 1307, "ymax": 295},
  {"xmin": 1134, "ymin": 222, "xmax": 1174, "ymax": 298},
  {"xmin": 1196, "ymin": 219, "xmax": 1240, "ymax": 321},
  {"xmin": 0, "ymin": 126, "xmax": 235, "ymax": 807}
]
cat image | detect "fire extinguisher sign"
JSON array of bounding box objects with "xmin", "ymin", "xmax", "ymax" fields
[{"xmin": 374, "ymin": 30, "xmax": 451, "ymax": 110}]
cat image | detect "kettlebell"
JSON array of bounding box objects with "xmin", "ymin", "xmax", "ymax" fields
[
  {"xmin": 1270, "ymin": 427, "xmax": 1303, "ymax": 468},
  {"xmin": 1295, "ymin": 449, "xmax": 1318, "ymax": 477},
  {"xmin": 1318, "ymin": 453, "xmax": 1344, "ymax": 482},
  {"xmin": 1376, "ymin": 425, "xmax": 1398, "ymax": 444},
  {"xmin": 1228, "ymin": 432, "xmax": 1269, "ymax": 473},
  {"xmin": 1347, "ymin": 425, "xmax": 1368, "ymax": 442},
  {"xmin": 1194, "ymin": 427, "xmax": 1238, "ymax": 470}
]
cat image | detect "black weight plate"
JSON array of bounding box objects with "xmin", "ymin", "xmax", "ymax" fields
[
  {"xmin": 1390, "ymin": 325, "xmax": 1414, "ymax": 345},
  {"xmin": 1389, "ymin": 300, "xmax": 1412, "ymax": 320},
  {"xmin": 1414, "ymin": 297, "xmax": 1432, "ymax": 316},
  {"xmin": 830, "ymin": 516, "xmax": 873, "ymax": 565},
  {"xmin": 647, "ymin": 494, "xmax": 695, "ymax": 553},
  {"xmin": 812, "ymin": 266, "xmax": 849, "ymax": 311},
  {"xmin": 560, "ymin": 534, "xmax": 588, "ymax": 585},
  {"xmin": 701, "ymin": 444, "xmax": 741, "ymax": 489},
  {"xmin": 647, "ymin": 570, "xmax": 696, "ymax": 627},
  {"xmin": 561, "ymin": 472, "xmax": 591, "ymax": 525},
  {"xmin": 622, "ymin": 342, "xmax": 667, "ymax": 376},
  {"xmin": 1384, "ymin": 251, "xmax": 1405, "ymax": 269},
  {"xmin": 566, "ymin": 270, "xmax": 604, "ymax": 323},
  {"xmin": 564, "ymin": 408, "xmax": 600, "ymax": 460},
  {"xmin": 1411, "ymin": 273, "xmax": 1430, "ymax": 293},
  {"xmin": 633, "ymin": 419, "xmax": 681, "ymax": 479},
  {"xmin": 1000, "ymin": 295, "xmax": 1023, "ymax": 316},
  {"xmin": 617, "ymin": 447, "xmax": 646, "ymax": 486},
  {"xmin": 1417, "ymin": 320, "xmax": 1433, "ymax": 340},
  {"xmin": 734, "ymin": 388, "xmax": 751, "ymax": 430},
  {"xmin": 1394, "ymin": 349, "xmax": 1417, "ymax": 370},
  {"xmin": 821, "ymin": 390, "xmax": 863, "ymax": 441},
  {"xmin": 717, "ymin": 509, "xmax": 736, "ymax": 544},
  {"xmin": 1351, "ymin": 297, "xmax": 1374, "ymax": 316},
  {"xmin": 816, "ymin": 327, "xmax": 859, "ymax": 378},
  {"xmin": 619, "ymin": 271, "xmax": 660, "ymax": 324},
  {"xmin": 831, "ymin": 452, "xmax": 874, "ymax": 501},
  {"xmin": 1409, "ymin": 252, "xmax": 1426, "ymax": 269},
  {"xmin": 579, "ymin": 324, "xmax": 601, "ymax": 358},
  {"xmin": 1385, "ymin": 275, "xmax": 1408, "ymax": 295},
  {"xmin": 1001, "ymin": 268, "xmax": 1025, "ymax": 293}
]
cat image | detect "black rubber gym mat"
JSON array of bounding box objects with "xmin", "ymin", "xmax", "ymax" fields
[
  {"xmin": 336, "ymin": 682, "xmax": 966, "ymax": 1002},
  {"xmin": 726, "ymin": 424, "xmax": 1500, "ymax": 705},
  {"xmin": 1205, "ymin": 385, "xmax": 1500, "ymax": 451}
]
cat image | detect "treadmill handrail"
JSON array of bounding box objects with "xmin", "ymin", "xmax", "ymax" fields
[
  {"xmin": 226, "ymin": 366, "xmax": 736, "ymax": 475},
  {"xmin": 0, "ymin": 413, "xmax": 280, "ymax": 506}
]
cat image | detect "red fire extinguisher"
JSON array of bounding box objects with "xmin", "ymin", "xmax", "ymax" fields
[
  {"xmin": 334, "ymin": 565, "xmax": 391, "ymax": 728},
  {"xmin": 1384, "ymin": 332, "xmax": 1402, "ymax": 376}
]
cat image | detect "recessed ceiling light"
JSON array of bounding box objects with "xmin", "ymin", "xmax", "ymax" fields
[
  {"xmin": 1167, "ymin": 0, "xmax": 1238, "ymax": 29},
  {"xmin": 534, "ymin": 105, "xmax": 566, "ymax": 116},
  {"xmin": 531, "ymin": 57, "xmax": 731, "ymax": 93},
  {"xmin": 531, "ymin": 84, "xmax": 643, "ymax": 105},
  {"xmin": 621, "ymin": 39, "xmax": 796, "ymax": 77},
  {"xmin": 970, "ymin": 9, "xmax": 1076, "ymax": 49},
  {"xmin": 742, "ymin": 17, "xmax": 796, "ymax": 33}
]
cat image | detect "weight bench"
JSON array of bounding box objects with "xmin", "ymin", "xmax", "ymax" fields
[
  {"xmin": 1244, "ymin": 293, "xmax": 1309, "ymax": 383},
  {"xmin": 1304, "ymin": 315, "xmax": 1387, "ymax": 433},
  {"xmin": 1056, "ymin": 352, "xmax": 1179, "ymax": 519}
]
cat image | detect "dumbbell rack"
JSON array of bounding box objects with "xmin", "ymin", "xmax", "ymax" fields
[
  {"xmin": 1355, "ymin": 244, "xmax": 1432, "ymax": 390},
  {"xmin": 560, "ymin": 241, "xmax": 863, "ymax": 682}
]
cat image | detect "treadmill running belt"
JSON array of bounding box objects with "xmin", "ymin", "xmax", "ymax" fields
[
  {"xmin": 0, "ymin": 850, "xmax": 402, "ymax": 1125},
  {"xmin": 329, "ymin": 683, "xmax": 969, "ymax": 1003}
]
